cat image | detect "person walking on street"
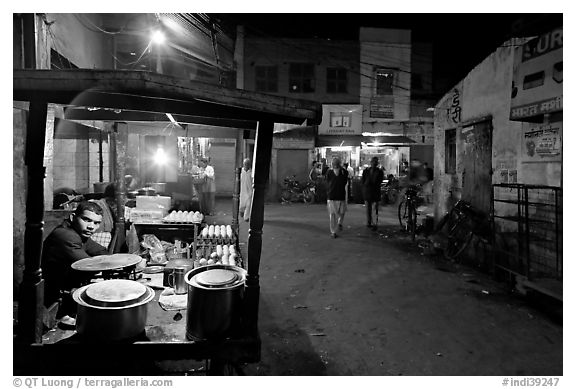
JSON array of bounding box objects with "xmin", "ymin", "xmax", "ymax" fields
[
  {"xmin": 344, "ymin": 162, "xmax": 355, "ymax": 202},
  {"xmin": 325, "ymin": 157, "xmax": 349, "ymax": 238},
  {"xmin": 239, "ymin": 158, "xmax": 253, "ymax": 222},
  {"xmin": 308, "ymin": 161, "xmax": 322, "ymax": 182},
  {"xmin": 361, "ymin": 156, "xmax": 384, "ymax": 230}
]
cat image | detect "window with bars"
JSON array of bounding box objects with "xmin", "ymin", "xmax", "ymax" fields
[
  {"xmin": 326, "ymin": 67, "xmax": 347, "ymax": 93},
  {"xmin": 376, "ymin": 69, "xmax": 394, "ymax": 95},
  {"xmin": 255, "ymin": 65, "xmax": 278, "ymax": 93},
  {"xmin": 289, "ymin": 63, "xmax": 315, "ymax": 93},
  {"xmin": 445, "ymin": 129, "xmax": 457, "ymax": 174}
]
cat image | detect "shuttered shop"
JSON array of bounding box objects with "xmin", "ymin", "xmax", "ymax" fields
[{"xmin": 209, "ymin": 141, "xmax": 235, "ymax": 196}]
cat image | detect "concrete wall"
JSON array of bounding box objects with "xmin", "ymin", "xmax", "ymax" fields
[
  {"xmin": 433, "ymin": 38, "xmax": 562, "ymax": 224},
  {"xmin": 244, "ymin": 37, "xmax": 361, "ymax": 104},
  {"xmin": 360, "ymin": 28, "xmax": 411, "ymax": 123},
  {"xmin": 434, "ymin": 83, "xmax": 460, "ymax": 220}
]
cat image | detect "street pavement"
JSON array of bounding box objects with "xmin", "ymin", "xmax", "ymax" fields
[{"xmin": 213, "ymin": 199, "xmax": 562, "ymax": 376}]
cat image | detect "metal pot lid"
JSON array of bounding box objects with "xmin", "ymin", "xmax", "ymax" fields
[
  {"xmin": 82, "ymin": 279, "xmax": 149, "ymax": 307},
  {"xmin": 195, "ymin": 269, "xmax": 239, "ymax": 288},
  {"xmin": 71, "ymin": 254, "xmax": 143, "ymax": 272}
]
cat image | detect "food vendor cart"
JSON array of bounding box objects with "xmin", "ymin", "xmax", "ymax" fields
[{"xmin": 13, "ymin": 69, "xmax": 321, "ymax": 374}]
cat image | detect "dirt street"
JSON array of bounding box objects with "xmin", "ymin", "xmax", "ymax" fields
[{"xmin": 225, "ymin": 200, "xmax": 563, "ymax": 376}]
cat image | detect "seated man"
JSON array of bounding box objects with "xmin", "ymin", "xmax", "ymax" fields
[{"xmin": 42, "ymin": 201, "xmax": 109, "ymax": 325}]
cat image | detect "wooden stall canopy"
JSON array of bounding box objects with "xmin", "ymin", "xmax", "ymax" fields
[{"xmin": 13, "ymin": 69, "xmax": 322, "ymax": 127}]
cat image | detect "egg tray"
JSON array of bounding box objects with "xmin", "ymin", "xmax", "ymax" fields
[
  {"xmin": 161, "ymin": 220, "xmax": 204, "ymax": 225},
  {"xmin": 196, "ymin": 237, "xmax": 236, "ymax": 245},
  {"xmin": 192, "ymin": 242, "xmax": 243, "ymax": 269}
]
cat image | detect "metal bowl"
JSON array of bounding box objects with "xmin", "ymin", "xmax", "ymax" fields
[{"xmin": 72, "ymin": 279, "xmax": 154, "ymax": 341}]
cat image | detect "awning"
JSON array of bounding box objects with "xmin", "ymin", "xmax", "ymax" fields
[
  {"xmin": 316, "ymin": 135, "xmax": 416, "ymax": 147},
  {"xmin": 368, "ymin": 136, "xmax": 416, "ymax": 144},
  {"xmin": 316, "ymin": 135, "xmax": 363, "ymax": 147}
]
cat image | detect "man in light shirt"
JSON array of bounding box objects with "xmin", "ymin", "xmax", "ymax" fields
[
  {"xmin": 199, "ymin": 157, "xmax": 216, "ymax": 215},
  {"xmin": 239, "ymin": 158, "xmax": 253, "ymax": 222},
  {"xmin": 325, "ymin": 157, "xmax": 349, "ymax": 238}
]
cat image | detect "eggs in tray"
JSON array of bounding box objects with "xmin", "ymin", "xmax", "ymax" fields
[
  {"xmin": 201, "ymin": 224, "xmax": 234, "ymax": 240},
  {"xmin": 163, "ymin": 210, "xmax": 204, "ymax": 224},
  {"xmin": 197, "ymin": 244, "xmax": 238, "ymax": 267}
]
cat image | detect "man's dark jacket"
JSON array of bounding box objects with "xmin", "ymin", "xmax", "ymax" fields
[{"xmin": 42, "ymin": 220, "xmax": 107, "ymax": 306}]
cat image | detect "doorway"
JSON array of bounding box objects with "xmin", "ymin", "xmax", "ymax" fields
[{"xmin": 460, "ymin": 119, "xmax": 493, "ymax": 214}]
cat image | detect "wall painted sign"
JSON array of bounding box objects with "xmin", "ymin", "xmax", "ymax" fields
[
  {"xmin": 521, "ymin": 123, "xmax": 562, "ymax": 162},
  {"xmin": 510, "ymin": 27, "xmax": 562, "ymax": 121},
  {"xmin": 318, "ymin": 104, "xmax": 363, "ymax": 135},
  {"xmin": 449, "ymin": 89, "xmax": 462, "ymax": 124}
]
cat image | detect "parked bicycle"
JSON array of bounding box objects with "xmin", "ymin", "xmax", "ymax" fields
[
  {"xmin": 280, "ymin": 175, "xmax": 316, "ymax": 203},
  {"xmin": 397, "ymin": 184, "xmax": 423, "ymax": 241},
  {"xmin": 433, "ymin": 200, "xmax": 492, "ymax": 264}
]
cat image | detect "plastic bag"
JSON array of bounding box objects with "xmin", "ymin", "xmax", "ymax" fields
[
  {"xmin": 141, "ymin": 234, "xmax": 163, "ymax": 251},
  {"xmin": 141, "ymin": 234, "xmax": 167, "ymax": 264},
  {"xmin": 127, "ymin": 224, "xmax": 140, "ymax": 254}
]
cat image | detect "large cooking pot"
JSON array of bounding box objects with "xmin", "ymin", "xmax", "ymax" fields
[
  {"xmin": 185, "ymin": 264, "xmax": 246, "ymax": 341},
  {"xmin": 72, "ymin": 279, "xmax": 154, "ymax": 342}
]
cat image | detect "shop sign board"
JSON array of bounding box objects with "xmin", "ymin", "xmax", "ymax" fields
[
  {"xmin": 510, "ymin": 28, "xmax": 563, "ymax": 120},
  {"xmin": 369, "ymin": 96, "xmax": 394, "ymax": 119},
  {"xmin": 521, "ymin": 123, "xmax": 562, "ymax": 162},
  {"xmin": 318, "ymin": 104, "xmax": 363, "ymax": 135}
]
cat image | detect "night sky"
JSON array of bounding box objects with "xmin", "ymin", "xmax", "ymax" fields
[{"xmin": 211, "ymin": 13, "xmax": 562, "ymax": 89}]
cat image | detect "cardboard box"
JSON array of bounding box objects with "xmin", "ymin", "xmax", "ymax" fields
[
  {"xmin": 129, "ymin": 209, "xmax": 164, "ymax": 223},
  {"xmin": 136, "ymin": 196, "xmax": 171, "ymax": 215}
]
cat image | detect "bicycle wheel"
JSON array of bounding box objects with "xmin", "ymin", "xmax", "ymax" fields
[
  {"xmin": 398, "ymin": 200, "xmax": 408, "ymax": 229},
  {"xmin": 444, "ymin": 222, "xmax": 473, "ymax": 261},
  {"xmin": 408, "ymin": 203, "xmax": 417, "ymax": 241}
]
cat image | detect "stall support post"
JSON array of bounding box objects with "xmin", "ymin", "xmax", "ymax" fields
[
  {"xmin": 232, "ymin": 131, "xmax": 243, "ymax": 234},
  {"xmin": 112, "ymin": 122, "xmax": 128, "ymax": 253},
  {"xmin": 17, "ymin": 101, "xmax": 48, "ymax": 344},
  {"xmin": 245, "ymin": 120, "xmax": 273, "ymax": 337}
]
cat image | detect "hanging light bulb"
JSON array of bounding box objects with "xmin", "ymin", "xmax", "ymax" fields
[
  {"xmin": 151, "ymin": 29, "xmax": 166, "ymax": 45},
  {"xmin": 154, "ymin": 146, "xmax": 168, "ymax": 165}
]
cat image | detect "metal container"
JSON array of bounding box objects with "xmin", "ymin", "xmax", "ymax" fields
[
  {"xmin": 148, "ymin": 183, "xmax": 167, "ymax": 194},
  {"xmin": 72, "ymin": 279, "xmax": 154, "ymax": 342},
  {"xmin": 163, "ymin": 259, "xmax": 193, "ymax": 287},
  {"xmin": 185, "ymin": 264, "xmax": 246, "ymax": 341}
]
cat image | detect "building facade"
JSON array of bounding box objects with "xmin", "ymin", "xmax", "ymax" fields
[
  {"xmin": 433, "ymin": 29, "xmax": 562, "ymax": 296},
  {"xmin": 241, "ymin": 28, "xmax": 437, "ymax": 198},
  {"xmin": 241, "ymin": 35, "xmax": 361, "ymax": 198}
]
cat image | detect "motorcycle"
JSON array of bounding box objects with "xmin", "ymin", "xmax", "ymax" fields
[{"xmin": 280, "ymin": 175, "xmax": 316, "ymax": 203}]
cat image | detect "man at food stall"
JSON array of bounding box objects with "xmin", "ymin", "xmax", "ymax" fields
[
  {"xmin": 239, "ymin": 158, "xmax": 253, "ymax": 222},
  {"xmin": 325, "ymin": 157, "xmax": 349, "ymax": 238},
  {"xmin": 42, "ymin": 201, "xmax": 109, "ymax": 326},
  {"xmin": 198, "ymin": 157, "xmax": 216, "ymax": 215},
  {"xmin": 361, "ymin": 156, "xmax": 384, "ymax": 230}
]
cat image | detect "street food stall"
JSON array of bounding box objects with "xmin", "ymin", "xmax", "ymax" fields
[{"xmin": 13, "ymin": 69, "xmax": 322, "ymax": 374}]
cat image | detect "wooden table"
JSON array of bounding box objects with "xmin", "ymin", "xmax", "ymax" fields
[{"xmin": 14, "ymin": 286, "xmax": 260, "ymax": 375}]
